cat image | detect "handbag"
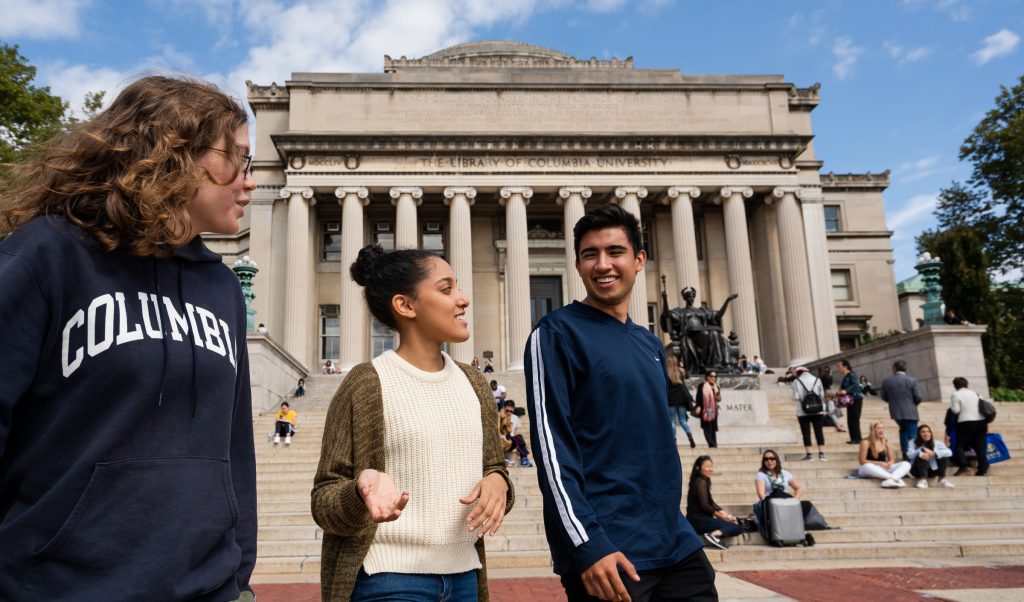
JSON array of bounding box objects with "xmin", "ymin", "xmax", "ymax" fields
[
  {"xmin": 979, "ymin": 398, "xmax": 997, "ymax": 424},
  {"xmin": 835, "ymin": 393, "xmax": 854, "ymax": 408}
]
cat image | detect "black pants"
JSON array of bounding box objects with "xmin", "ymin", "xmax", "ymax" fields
[
  {"xmin": 561, "ymin": 549, "xmax": 718, "ymax": 602},
  {"xmin": 957, "ymin": 420, "xmax": 989, "ymax": 475},
  {"xmin": 798, "ymin": 414, "xmax": 825, "ymax": 447},
  {"xmin": 506, "ymin": 434, "xmax": 529, "ymax": 459},
  {"xmin": 275, "ymin": 421, "xmax": 294, "ymax": 437},
  {"xmin": 701, "ymin": 420, "xmax": 718, "ymax": 448},
  {"xmin": 846, "ymin": 397, "xmax": 863, "ymax": 442},
  {"xmin": 911, "ymin": 456, "xmax": 948, "ymax": 479}
]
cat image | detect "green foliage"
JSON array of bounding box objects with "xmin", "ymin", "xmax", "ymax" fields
[
  {"xmin": 992, "ymin": 387, "xmax": 1024, "ymax": 402},
  {"xmin": 858, "ymin": 328, "xmax": 905, "ymax": 346},
  {"xmin": 917, "ymin": 226, "xmax": 993, "ymax": 324},
  {"xmin": 0, "ymin": 43, "xmax": 69, "ymax": 166},
  {"xmin": 947, "ymin": 74, "xmax": 1024, "ymax": 275}
]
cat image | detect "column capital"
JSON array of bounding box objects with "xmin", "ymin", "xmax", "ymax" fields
[
  {"xmin": 664, "ymin": 186, "xmax": 701, "ymax": 204},
  {"xmin": 280, "ymin": 186, "xmax": 314, "ymax": 201},
  {"xmin": 796, "ymin": 186, "xmax": 824, "ymax": 204},
  {"xmin": 614, "ymin": 186, "xmax": 648, "ymax": 201},
  {"xmin": 389, "ymin": 186, "xmax": 423, "ymax": 206},
  {"xmin": 715, "ymin": 186, "xmax": 753, "ymax": 205},
  {"xmin": 335, "ymin": 186, "xmax": 370, "ymax": 206},
  {"xmin": 443, "ymin": 186, "xmax": 477, "ymax": 207},
  {"xmin": 767, "ymin": 186, "xmax": 802, "ymax": 204},
  {"xmin": 499, "ymin": 186, "xmax": 533, "ymax": 206},
  {"xmin": 557, "ymin": 186, "xmax": 592, "ymax": 206}
]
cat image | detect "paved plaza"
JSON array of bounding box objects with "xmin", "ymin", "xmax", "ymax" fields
[{"xmin": 253, "ymin": 565, "xmax": 1024, "ymax": 601}]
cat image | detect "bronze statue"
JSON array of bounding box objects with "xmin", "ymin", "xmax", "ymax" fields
[{"xmin": 660, "ymin": 277, "xmax": 741, "ymax": 374}]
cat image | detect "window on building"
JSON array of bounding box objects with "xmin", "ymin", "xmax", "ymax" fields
[
  {"xmin": 695, "ymin": 216, "xmax": 704, "ymax": 261},
  {"xmin": 824, "ymin": 205, "xmax": 841, "ymax": 232},
  {"xmin": 371, "ymin": 316, "xmax": 396, "ymax": 358},
  {"xmin": 831, "ymin": 269, "xmax": 853, "ymax": 301},
  {"xmin": 647, "ymin": 303, "xmax": 658, "ymax": 334},
  {"xmin": 320, "ymin": 305, "xmax": 340, "ymax": 360},
  {"xmin": 422, "ymin": 221, "xmax": 445, "ymax": 257},
  {"xmin": 641, "ymin": 220, "xmax": 655, "ymax": 260},
  {"xmin": 322, "ymin": 221, "xmax": 341, "ymax": 261},
  {"xmin": 374, "ymin": 222, "xmax": 394, "ymax": 250}
]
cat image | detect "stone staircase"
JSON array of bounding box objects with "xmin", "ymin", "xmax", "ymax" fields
[{"xmin": 251, "ymin": 372, "xmax": 1024, "ymax": 583}]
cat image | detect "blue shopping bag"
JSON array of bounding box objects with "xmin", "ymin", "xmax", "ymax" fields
[{"xmin": 986, "ymin": 433, "xmax": 1011, "ymax": 464}]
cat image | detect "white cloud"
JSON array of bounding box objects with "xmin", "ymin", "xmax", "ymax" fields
[
  {"xmin": 41, "ymin": 63, "xmax": 131, "ymax": 117},
  {"xmin": 884, "ymin": 41, "xmax": 932, "ymax": 65},
  {"xmin": 832, "ymin": 37, "xmax": 864, "ymax": 80},
  {"xmin": 586, "ymin": 0, "xmax": 627, "ymax": 11},
  {"xmin": 901, "ymin": 0, "xmax": 969, "ymax": 21},
  {"xmin": 971, "ymin": 29, "xmax": 1020, "ymax": 64},
  {"xmin": 0, "ymin": 0, "xmax": 91, "ymax": 39},
  {"xmin": 225, "ymin": 0, "xmax": 542, "ymax": 99},
  {"xmin": 887, "ymin": 193, "xmax": 938, "ymax": 233}
]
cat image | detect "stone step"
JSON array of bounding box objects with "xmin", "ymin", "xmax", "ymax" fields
[
  {"xmin": 704, "ymin": 539, "xmax": 1024, "ymax": 564},
  {"xmin": 726, "ymin": 523, "xmax": 1024, "ymax": 546}
]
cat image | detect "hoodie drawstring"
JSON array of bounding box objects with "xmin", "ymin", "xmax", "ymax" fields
[
  {"xmin": 177, "ymin": 263, "xmax": 199, "ymax": 418},
  {"xmin": 153, "ymin": 260, "xmax": 168, "ymax": 406},
  {"xmin": 153, "ymin": 259, "xmax": 199, "ymax": 418}
]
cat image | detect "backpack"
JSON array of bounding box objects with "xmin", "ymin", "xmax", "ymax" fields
[{"xmin": 796, "ymin": 376, "xmax": 824, "ymax": 414}]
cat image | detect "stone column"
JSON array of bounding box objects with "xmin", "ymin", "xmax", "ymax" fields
[
  {"xmin": 281, "ymin": 186, "xmax": 315, "ymax": 367},
  {"xmin": 335, "ymin": 186, "xmax": 369, "ymax": 373},
  {"xmin": 801, "ymin": 197, "xmax": 840, "ymax": 356},
  {"xmin": 665, "ymin": 186, "xmax": 702, "ymax": 306},
  {"xmin": 389, "ymin": 186, "xmax": 423, "ymax": 249},
  {"xmin": 717, "ymin": 186, "xmax": 761, "ymax": 357},
  {"xmin": 247, "ymin": 188, "xmax": 279, "ymax": 332},
  {"xmin": 444, "ymin": 186, "xmax": 477, "ymax": 363},
  {"xmin": 557, "ymin": 186, "xmax": 591, "ymax": 302},
  {"xmin": 769, "ymin": 187, "xmax": 817, "ymax": 365},
  {"xmin": 614, "ymin": 186, "xmax": 650, "ymax": 327},
  {"xmin": 499, "ymin": 186, "xmax": 533, "ymax": 372}
]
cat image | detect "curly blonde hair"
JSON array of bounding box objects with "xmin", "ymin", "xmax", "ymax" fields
[{"xmin": 0, "ymin": 75, "xmax": 248, "ymax": 256}]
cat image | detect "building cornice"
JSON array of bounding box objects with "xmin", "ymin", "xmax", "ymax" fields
[{"xmin": 821, "ymin": 171, "xmax": 891, "ymax": 190}]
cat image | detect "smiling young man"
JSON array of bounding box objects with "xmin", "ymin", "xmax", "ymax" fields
[{"xmin": 524, "ymin": 204, "xmax": 716, "ymax": 602}]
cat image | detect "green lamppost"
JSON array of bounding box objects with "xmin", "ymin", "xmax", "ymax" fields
[
  {"xmin": 916, "ymin": 252, "xmax": 944, "ymax": 327},
  {"xmin": 232, "ymin": 255, "xmax": 259, "ymax": 333}
]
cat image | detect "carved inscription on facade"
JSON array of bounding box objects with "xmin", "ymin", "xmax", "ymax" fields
[{"xmin": 287, "ymin": 154, "xmax": 790, "ymax": 173}]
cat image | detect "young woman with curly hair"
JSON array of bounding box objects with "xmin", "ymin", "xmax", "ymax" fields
[{"xmin": 0, "ymin": 75, "xmax": 257, "ymax": 601}]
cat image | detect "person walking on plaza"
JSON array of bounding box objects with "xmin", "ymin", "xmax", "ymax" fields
[
  {"xmin": 837, "ymin": 359, "xmax": 864, "ymax": 444},
  {"xmin": 880, "ymin": 360, "xmax": 923, "ymax": 460},
  {"xmin": 525, "ymin": 204, "xmax": 716, "ymax": 602},
  {"xmin": 666, "ymin": 354, "xmax": 698, "ymax": 448},
  {"xmin": 792, "ymin": 366, "xmax": 827, "ymax": 461},
  {"xmin": 0, "ymin": 76, "xmax": 257, "ymax": 601},
  {"xmin": 693, "ymin": 371, "xmax": 722, "ymax": 448},
  {"xmin": 312, "ymin": 245, "xmax": 513, "ymax": 601},
  {"xmin": 950, "ymin": 376, "xmax": 989, "ymax": 477}
]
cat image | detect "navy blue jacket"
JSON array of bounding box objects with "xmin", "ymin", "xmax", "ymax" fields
[
  {"xmin": 0, "ymin": 217, "xmax": 256, "ymax": 601},
  {"xmin": 524, "ymin": 301, "xmax": 703, "ymax": 576}
]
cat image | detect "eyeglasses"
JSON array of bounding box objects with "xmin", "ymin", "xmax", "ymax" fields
[
  {"xmin": 204, "ymin": 146, "xmax": 253, "ymax": 177},
  {"xmin": 764, "ymin": 457, "xmax": 778, "ymax": 462}
]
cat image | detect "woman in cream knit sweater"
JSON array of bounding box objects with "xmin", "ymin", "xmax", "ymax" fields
[{"xmin": 312, "ymin": 245, "xmax": 514, "ymax": 601}]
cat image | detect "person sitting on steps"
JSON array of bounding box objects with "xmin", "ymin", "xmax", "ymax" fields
[
  {"xmin": 500, "ymin": 400, "xmax": 533, "ymax": 467},
  {"xmin": 858, "ymin": 421, "xmax": 912, "ymax": 488},
  {"xmin": 686, "ymin": 455, "xmax": 745, "ymax": 550},
  {"xmin": 908, "ymin": 424, "xmax": 955, "ymax": 489},
  {"xmin": 274, "ymin": 401, "xmax": 297, "ymax": 446}
]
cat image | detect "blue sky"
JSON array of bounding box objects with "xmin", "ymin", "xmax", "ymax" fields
[{"xmin": 2, "ymin": 0, "xmax": 1022, "ymax": 281}]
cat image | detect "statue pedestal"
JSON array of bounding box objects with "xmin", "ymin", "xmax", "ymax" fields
[{"xmin": 683, "ymin": 375, "xmax": 799, "ymax": 445}]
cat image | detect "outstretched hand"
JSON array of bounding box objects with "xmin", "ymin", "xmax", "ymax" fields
[
  {"xmin": 582, "ymin": 552, "xmax": 640, "ymax": 601},
  {"xmin": 357, "ymin": 469, "xmax": 409, "ymax": 523},
  {"xmin": 461, "ymin": 473, "xmax": 508, "ymax": 538}
]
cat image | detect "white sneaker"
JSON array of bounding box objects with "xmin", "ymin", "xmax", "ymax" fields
[
  {"xmin": 284, "ymin": 435, "xmax": 292, "ymax": 445},
  {"xmin": 895, "ymin": 479, "xmax": 907, "ymax": 488},
  {"xmin": 273, "ymin": 434, "xmax": 280, "ymax": 445},
  {"xmin": 916, "ymin": 479, "xmax": 928, "ymax": 489},
  {"xmin": 940, "ymin": 479, "xmax": 955, "ymax": 488},
  {"xmin": 881, "ymin": 478, "xmax": 898, "ymax": 488}
]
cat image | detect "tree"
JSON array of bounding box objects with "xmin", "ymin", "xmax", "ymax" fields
[
  {"xmin": 0, "ymin": 43, "xmax": 69, "ymax": 166},
  {"xmin": 941, "ymin": 74, "xmax": 1024, "ymax": 277},
  {"xmin": 917, "ymin": 226, "xmax": 993, "ymax": 324}
]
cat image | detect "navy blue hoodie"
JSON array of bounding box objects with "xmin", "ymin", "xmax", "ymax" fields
[
  {"xmin": 524, "ymin": 301, "xmax": 703, "ymax": 576},
  {"xmin": 0, "ymin": 217, "xmax": 256, "ymax": 601}
]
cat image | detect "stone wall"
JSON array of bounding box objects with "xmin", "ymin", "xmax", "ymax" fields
[
  {"xmin": 247, "ymin": 333, "xmax": 308, "ymax": 413},
  {"xmin": 807, "ymin": 325, "xmax": 989, "ymax": 403}
]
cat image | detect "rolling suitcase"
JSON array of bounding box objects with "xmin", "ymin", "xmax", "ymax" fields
[{"xmin": 767, "ymin": 497, "xmax": 806, "ymax": 547}]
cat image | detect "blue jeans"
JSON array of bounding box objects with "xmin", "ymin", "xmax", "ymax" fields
[
  {"xmin": 673, "ymin": 406, "xmax": 693, "ymax": 435},
  {"xmin": 351, "ymin": 569, "xmax": 478, "ymax": 602},
  {"xmin": 896, "ymin": 419, "xmax": 918, "ymax": 460}
]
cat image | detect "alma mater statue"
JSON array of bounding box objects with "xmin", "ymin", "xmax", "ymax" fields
[{"xmin": 660, "ymin": 276, "xmax": 741, "ymax": 375}]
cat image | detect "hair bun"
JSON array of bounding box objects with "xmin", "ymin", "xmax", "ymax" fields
[{"xmin": 350, "ymin": 244, "xmax": 385, "ymax": 286}]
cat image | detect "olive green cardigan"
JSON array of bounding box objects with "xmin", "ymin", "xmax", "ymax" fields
[{"xmin": 311, "ymin": 360, "xmax": 515, "ymax": 601}]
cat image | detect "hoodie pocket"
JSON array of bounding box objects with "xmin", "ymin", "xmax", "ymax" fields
[{"xmin": 25, "ymin": 457, "xmax": 242, "ymax": 600}]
